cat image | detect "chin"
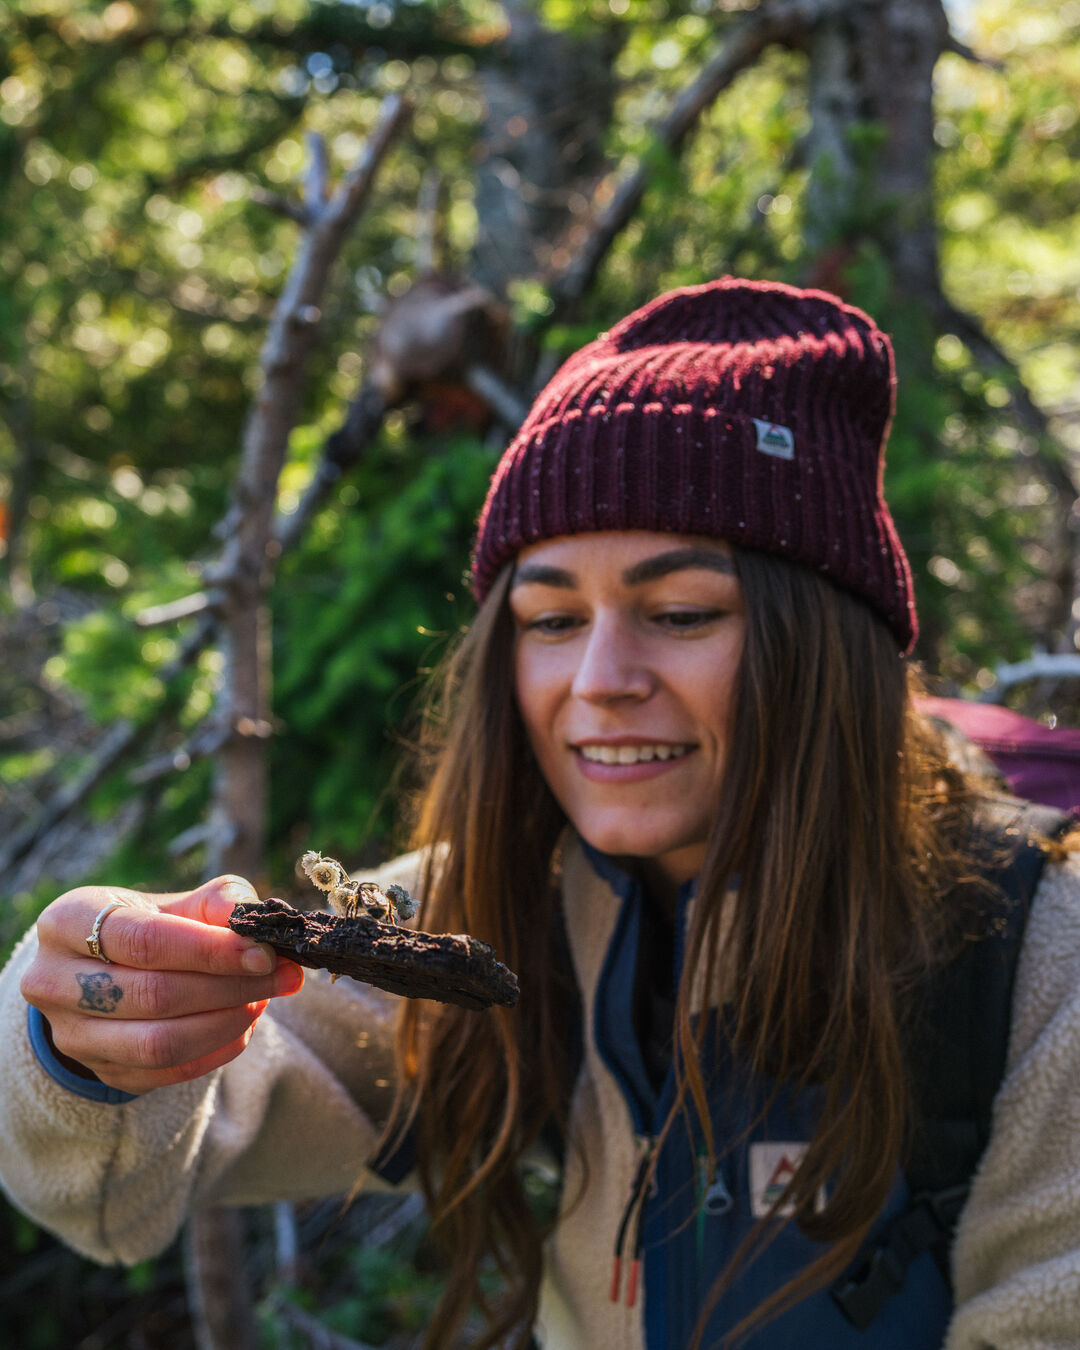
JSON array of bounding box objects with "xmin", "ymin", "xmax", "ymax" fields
[{"xmin": 577, "ymin": 818, "xmax": 689, "ymax": 864}]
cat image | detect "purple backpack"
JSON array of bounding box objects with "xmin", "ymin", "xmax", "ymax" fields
[
  {"xmin": 919, "ymin": 696, "xmax": 1080, "ymax": 815},
  {"xmin": 836, "ymin": 697, "xmax": 1077, "ymax": 1328}
]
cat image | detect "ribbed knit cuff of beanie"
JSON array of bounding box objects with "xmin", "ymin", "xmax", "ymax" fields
[{"xmin": 472, "ymin": 276, "xmax": 917, "ymax": 656}]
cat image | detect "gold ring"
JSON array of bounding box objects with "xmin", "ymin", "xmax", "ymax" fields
[{"xmin": 85, "ymin": 900, "xmax": 128, "ymax": 964}]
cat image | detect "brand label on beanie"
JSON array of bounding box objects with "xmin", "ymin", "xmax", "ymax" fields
[{"xmin": 752, "ymin": 419, "xmax": 795, "ymax": 460}]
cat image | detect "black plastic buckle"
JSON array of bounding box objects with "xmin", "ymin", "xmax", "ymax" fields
[
  {"xmin": 831, "ymin": 1184, "xmax": 970, "ymax": 1330},
  {"xmin": 832, "ymin": 1245, "xmax": 908, "ymax": 1331},
  {"xmin": 912, "ymin": 1183, "xmax": 969, "ymax": 1233}
]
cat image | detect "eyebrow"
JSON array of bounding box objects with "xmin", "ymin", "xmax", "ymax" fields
[{"xmin": 510, "ymin": 546, "xmax": 735, "ymax": 591}]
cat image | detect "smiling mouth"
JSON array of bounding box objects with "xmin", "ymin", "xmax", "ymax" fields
[{"xmin": 576, "ymin": 743, "xmax": 692, "ymax": 765}]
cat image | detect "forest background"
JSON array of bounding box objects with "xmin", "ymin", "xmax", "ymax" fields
[{"xmin": 1, "ymin": 0, "xmax": 1078, "ymax": 1346}]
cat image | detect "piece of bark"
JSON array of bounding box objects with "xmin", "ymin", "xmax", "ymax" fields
[{"xmin": 229, "ymin": 898, "xmax": 519, "ymax": 1010}]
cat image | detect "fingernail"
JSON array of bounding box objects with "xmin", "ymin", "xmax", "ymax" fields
[
  {"xmin": 223, "ymin": 879, "xmax": 258, "ymax": 906},
  {"xmin": 242, "ymin": 944, "xmax": 275, "ymax": 974},
  {"xmin": 275, "ymin": 961, "xmax": 304, "ymax": 995}
]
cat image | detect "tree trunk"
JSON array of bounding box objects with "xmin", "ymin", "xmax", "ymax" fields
[
  {"xmin": 804, "ymin": 0, "xmax": 947, "ymax": 305},
  {"xmin": 191, "ymin": 103, "xmax": 409, "ymax": 1350},
  {"xmin": 184, "ymin": 1209, "xmax": 258, "ymax": 1350},
  {"xmin": 472, "ymin": 0, "xmax": 621, "ymax": 307}
]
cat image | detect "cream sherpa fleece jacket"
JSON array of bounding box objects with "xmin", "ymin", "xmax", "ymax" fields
[{"xmin": 1, "ymin": 843, "xmax": 1080, "ymax": 1349}]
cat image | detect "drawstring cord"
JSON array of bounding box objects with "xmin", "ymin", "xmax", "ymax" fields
[{"xmin": 610, "ymin": 1138, "xmax": 656, "ymax": 1307}]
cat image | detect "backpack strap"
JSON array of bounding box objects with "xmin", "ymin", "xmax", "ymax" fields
[{"xmin": 832, "ymin": 798, "xmax": 1070, "ymax": 1330}]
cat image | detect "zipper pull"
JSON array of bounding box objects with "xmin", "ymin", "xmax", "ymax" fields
[
  {"xmin": 610, "ymin": 1136, "xmax": 655, "ymax": 1306},
  {"xmin": 695, "ymin": 1148, "xmax": 734, "ymax": 1265},
  {"xmin": 703, "ymin": 1165, "xmax": 733, "ymax": 1216}
]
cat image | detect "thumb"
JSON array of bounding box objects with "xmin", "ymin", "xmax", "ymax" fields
[{"xmin": 159, "ymin": 875, "xmax": 260, "ymax": 928}]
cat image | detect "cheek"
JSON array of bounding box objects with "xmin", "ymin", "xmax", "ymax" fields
[
  {"xmin": 696, "ymin": 631, "xmax": 744, "ymax": 753},
  {"xmin": 513, "ymin": 645, "xmax": 558, "ymax": 758}
]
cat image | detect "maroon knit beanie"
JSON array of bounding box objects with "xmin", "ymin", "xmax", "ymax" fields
[{"xmin": 472, "ymin": 277, "xmax": 916, "ymax": 653}]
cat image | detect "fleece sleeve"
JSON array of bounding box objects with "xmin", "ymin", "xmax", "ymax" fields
[
  {"xmin": 0, "ymin": 852, "xmax": 423, "ymax": 1268},
  {"xmin": 947, "ymin": 852, "xmax": 1080, "ymax": 1349}
]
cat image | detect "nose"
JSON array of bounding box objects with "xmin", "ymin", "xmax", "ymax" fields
[{"xmin": 570, "ymin": 613, "xmax": 653, "ymax": 703}]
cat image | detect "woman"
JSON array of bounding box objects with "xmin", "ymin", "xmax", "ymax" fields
[{"xmin": 3, "ymin": 278, "xmax": 1079, "ymax": 1350}]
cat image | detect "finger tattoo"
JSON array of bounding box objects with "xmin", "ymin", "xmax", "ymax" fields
[{"xmin": 77, "ymin": 971, "xmax": 124, "ymax": 1014}]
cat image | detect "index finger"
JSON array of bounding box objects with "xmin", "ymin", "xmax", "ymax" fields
[{"xmin": 64, "ymin": 882, "xmax": 278, "ymax": 977}]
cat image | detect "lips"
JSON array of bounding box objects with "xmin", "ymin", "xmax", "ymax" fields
[
  {"xmin": 576, "ymin": 743, "xmax": 692, "ymax": 765},
  {"xmin": 571, "ymin": 740, "xmax": 696, "ymax": 785}
]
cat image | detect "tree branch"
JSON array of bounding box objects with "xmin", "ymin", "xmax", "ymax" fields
[
  {"xmin": 0, "ymin": 614, "xmax": 215, "ymax": 877},
  {"xmin": 274, "ymin": 382, "xmax": 389, "ymax": 554},
  {"xmin": 304, "ymin": 130, "xmax": 330, "ymax": 212},
  {"xmin": 4, "ymin": 104, "xmax": 411, "ymax": 893},
  {"xmin": 135, "ymin": 588, "xmax": 221, "ymax": 628},
  {"xmin": 209, "ymin": 95, "xmax": 410, "ymax": 887},
  {"xmin": 5, "ymin": 375, "xmax": 392, "ymax": 877},
  {"xmin": 932, "ymin": 294, "xmax": 1080, "ymax": 651},
  {"xmin": 934, "ymin": 298, "xmax": 1077, "ymax": 500},
  {"xmin": 129, "ymin": 720, "xmax": 232, "ymax": 786},
  {"xmin": 942, "ymin": 32, "xmax": 1006, "ymax": 70},
  {"xmin": 549, "ymin": 0, "xmax": 864, "ymax": 315},
  {"xmin": 465, "ymin": 363, "xmax": 529, "ymax": 430},
  {"xmin": 330, "ymin": 97, "xmax": 413, "ymax": 224},
  {"xmin": 191, "ymin": 104, "xmax": 412, "ymax": 1350},
  {"xmin": 261, "ymin": 1293, "xmax": 379, "ymax": 1350},
  {"xmin": 249, "ymin": 188, "xmax": 311, "ymax": 226}
]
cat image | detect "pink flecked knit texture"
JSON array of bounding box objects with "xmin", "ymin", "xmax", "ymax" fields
[{"xmin": 472, "ymin": 277, "xmax": 917, "ymax": 654}]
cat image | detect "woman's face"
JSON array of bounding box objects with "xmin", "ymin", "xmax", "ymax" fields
[{"xmin": 510, "ymin": 530, "xmax": 746, "ymax": 887}]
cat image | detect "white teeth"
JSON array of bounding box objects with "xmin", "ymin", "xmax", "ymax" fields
[{"xmin": 578, "ymin": 744, "xmax": 689, "ymax": 765}]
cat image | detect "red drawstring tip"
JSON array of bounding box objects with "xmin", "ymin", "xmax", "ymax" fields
[
  {"xmin": 626, "ymin": 1258, "xmax": 641, "ymax": 1307},
  {"xmin": 609, "ymin": 1256, "xmax": 622, "ymax": 1303}
]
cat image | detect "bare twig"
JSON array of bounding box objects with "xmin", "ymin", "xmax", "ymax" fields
[
  {"xmin": 361, "ymin": 1192, "xmax": 426, "ymax": 1248},
  {"xmin": 942, "ymin": 33, "xmax": 1005, "ymax": 70},
  {"xmin": 305, "ymin": 130, "xmax": 330, "ymax": 211},
  {"xmin": 274, "ymin": 1202, "xmax": 301, "ymax": 1282},
  {"xmin": 249, "ymin": 187, "xmax": 311, "ymax": 226},
  {"xmin": 168, "ymin": 819, "xmax": 234, "ymax": 858},
  {"xmin": 261, "ymin": 1293, "xmax": 379, "ymax": 1350},
  {"xmin": 465, "ymin": 363, "xmax": 529, "ymax": 430},
  {"xmin": 274, "ymin": 382, "xmax": 389, "ymax": 553},
  {"xmin": 329, "ymin": 97, "xmax": 412, "ymax": 229},
  {"xmin": 416, "ymin": 168, "xmax": 443, "ymax": 274},
  {"xmin": 135, "ymin": 588, "xmax": 222, "ymax": 628},
  {"xmin": 129, "ymin": 720, "xmax": 232, "ymax": 786}
]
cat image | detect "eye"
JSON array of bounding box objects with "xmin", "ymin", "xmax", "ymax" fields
[
  {"xmin": 653, "ymin": 608, "xmax": 723, "ymax": 631},
  {"xmin": 519, "ymin": 612, "xmax": 584, "ymax": 636}
]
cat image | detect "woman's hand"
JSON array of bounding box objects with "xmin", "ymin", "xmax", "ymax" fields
[{"xmin": 20, "ymin": 875, "xmax": 304, "ymax": 1095}]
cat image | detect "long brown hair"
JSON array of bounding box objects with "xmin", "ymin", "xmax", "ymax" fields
[{"xmin": 396, "ymin": 547, "xmax": 988, "ymax": 1349}]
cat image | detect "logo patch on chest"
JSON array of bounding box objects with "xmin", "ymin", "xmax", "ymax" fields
[{"xmin": 748, "ymin": 1142, "xmax": 825, "ymax": 1218}]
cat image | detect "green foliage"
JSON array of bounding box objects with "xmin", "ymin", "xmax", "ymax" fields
[{"xmin": 270, "ymin": 432, "xmax": 494, "ymax": 870}]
